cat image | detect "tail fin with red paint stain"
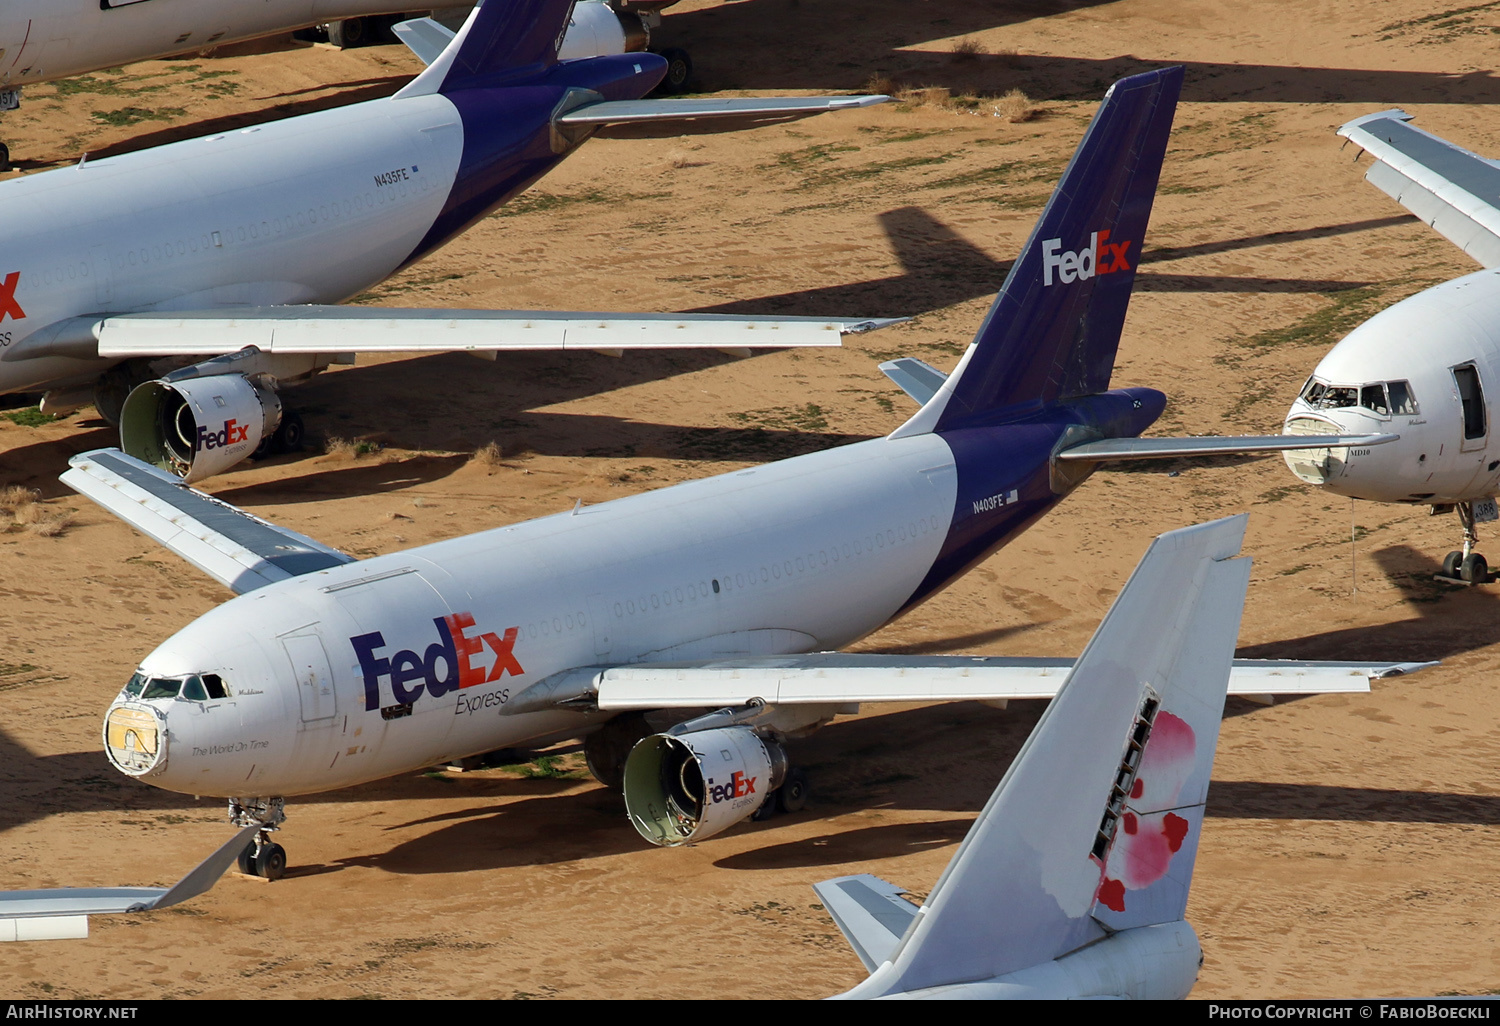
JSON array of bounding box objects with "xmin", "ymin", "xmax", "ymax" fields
[{"xmin": 826, "ymin": 514, "xmax": 1249, "ymax": 999}]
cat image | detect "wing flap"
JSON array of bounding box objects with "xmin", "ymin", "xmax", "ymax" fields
[
  {"xmin": 812, "ymin": 875, "xmax": 918, "ymax": 973},
  {"xmin": 579, "ymin": 656, "xmax": 1427, "ymax": 709},
  {"xmin": 62, "ymin": 449, "xmax": 354, "ymax": 594},
  {"xmin": 1055, "ymin": 433, "xmax": 1398, "ymax": 461},
  {"xmin": 80, "ymin": 308, "xmax": 897, "ymax": 359},
  {"xmin": 1339, "ymin": 109, "xmax": 1500, "ymax": 268},
  {"xmin": 556, "ymin": 95, "xmax": 889, "ymax": 125}
]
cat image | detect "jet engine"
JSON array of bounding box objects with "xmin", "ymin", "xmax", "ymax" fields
[
  {"xmin": 119, "ymin": 372, "xmax": 283, "ymax": 483},
  {"xmin": 623, "ymin": 726, "xmax": 787, "ymax": 846},
  {"xmin": 558, "ymin": 1, "xmax": 651, "ymax": 60}
]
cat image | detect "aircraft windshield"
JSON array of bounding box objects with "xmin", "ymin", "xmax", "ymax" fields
[
  {"xmin": 1300, "ymin": 378, "xmax": 1417, "ymax": 415},
  {"xmin": 127, "ymin": 672, "xmax": 231, "ymax": 702}
]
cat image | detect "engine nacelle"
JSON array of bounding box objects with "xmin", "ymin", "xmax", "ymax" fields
[
  {"xmin": 559, "ymin": 1, "xmax": 650, "ymax": 60},
  {"xmin": 623, "ymin": 726, "xmax": 786, "ymax": 846},
  {"xmin": 119, "ymin": 373, "xmax": 281, "ymax": 483}
]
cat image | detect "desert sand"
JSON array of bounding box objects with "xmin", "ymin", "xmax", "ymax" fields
[{"xmin": 2, "ymin": 0, "xmax": 1500, "ymax": 1000}]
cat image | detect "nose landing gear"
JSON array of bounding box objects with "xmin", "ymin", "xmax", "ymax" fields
[
  {"xmin": 1438, "ymin": 501, "xmax": 1497, "ymax": 585},
  {"xmin": 230, "ymin": 797, "xmax": 287, "ymax": 881}
]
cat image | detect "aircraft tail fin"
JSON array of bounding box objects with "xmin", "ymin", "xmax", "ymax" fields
[
  {"xmin": 398, "ymin": 0, "xmax": 579, "ymax": 97},
  {"xmin": 893, "ymin": 67, "xmax": 1182, "ymax": 437},
  {"xmin": 844, "ymin": 514, "xmax": 1248, "ymax": 996}
]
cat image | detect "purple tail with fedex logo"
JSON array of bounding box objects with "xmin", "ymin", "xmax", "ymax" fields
[
  {"xmin": 830, "ymin": 515, "xmax": 1249, "ymax": 999},
  {"xmin": 895, "ymin": 66, "xmax": 1182, "ymax": 436}
]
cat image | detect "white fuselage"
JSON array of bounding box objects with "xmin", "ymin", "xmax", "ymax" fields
[
  {"xmin": 0, "ymin": 1, "xmax": 424, "ymax": 88},
  {"xmin": 0, "ymin": 88, "xmax": 462, "ymax": 393},
  {"xmin": 1282, "ymin": 268, "xmax": 1500, "ymax": 505},
  {"xmin": 107, "ymin": 433, "xmax": 960, "ymax": 797}
]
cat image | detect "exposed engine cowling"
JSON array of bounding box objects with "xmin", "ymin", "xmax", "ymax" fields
[
  {"xmin": 623, "ymin": 726, "xmax": 787, "ymax": 846},
  {"xmin": 120, "ymin": 372, "xmax": 281, "ymax": 483}
]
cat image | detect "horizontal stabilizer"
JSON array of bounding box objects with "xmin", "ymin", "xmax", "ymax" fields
[
  {"xmin": 1339, "ymin": 109, "xmax": 1500, "ymax": 268},
  {"xmin": 2, "ymin": 308, "xmax": 900, "ymax": 361},
  {"xmin": 393, "ymin": 17, "xmax": 455, "ymax": 66},
  {"xmin": 0, "ymin": 825, "xmax": 256, "ymax": 941},
  {"xmin": 1056, "ymin": 433, "xmax": 1398, "ymax": 461},
  {"xmin": 879, "ymin": 357, "xmax": 948, "ymax": 406},
  {"xmin": 62, "ymin": 449, "xmax": 355, "ymax": 594},
  {"xmin": 506, "ymin": 656, "xmax": 1430, "ymax": 713},
  {"xmin": 556, "ymin": 95, "xmax": 889, "ymax": 125},
  {"xmin": 813, "ymin": 875, "xmax": 918, "ymax": 973}
]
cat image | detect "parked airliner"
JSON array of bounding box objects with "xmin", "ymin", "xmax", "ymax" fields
[
  {"xmin": 63, "ymin": 66, "xmax": 1418, "ymax": 879},
  {"xmin": 1274, "ymin": 111, "xmax": 1500, "ymax": 583},
  {"xmin": 0, "ymin": 0, "xmax": 888, "ymax": 484},
  {"xmin": 0, "ymin": 2, "xmax": 683, "ymax": 168},
  {"xmin": 819, "ymin": 516, "xmax": 1248, "ymax": 999}
]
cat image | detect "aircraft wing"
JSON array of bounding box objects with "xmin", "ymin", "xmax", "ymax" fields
[
  {"xmin": 506, "ymin": 655, "xmax": 1433, "ymax": 714},
  {"xmin": 62, "ymin": 449, "xmax": 355, "ymax": 595},
  {"xmin": 1338, "ymin": 109, "xmax": 1500, "ymax": 268},
  {"xmin": 1055, "ymin": 434, "xmax": 1400, "ymax": 460},
  {"xmin": 6, "ymin": 308, "xmax": 895, "ymax": 362},
  {"xmin": 0, "ymin": 825, "xmax": 255, "ymax": 941},
  {"xmin": 556, "ymin": 95, "xmax": 890, "ymax": 125}
]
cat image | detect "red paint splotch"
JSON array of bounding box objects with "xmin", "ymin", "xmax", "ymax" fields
[
  {"xmin": 1162, "ymin": 812, "xmax": 1189, "ymax": 852},
  {"xmin": 1096, "ymin": 877, "xmax": 1126, "ymax": 912},
  {"xmin": 1133, "ymin": 711, "xmax": 1197, "ymax": 810}
]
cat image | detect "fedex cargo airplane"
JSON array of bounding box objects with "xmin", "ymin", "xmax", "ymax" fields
[
  {"xmin": 63, "ymin": 66, "xmax": 1420, "ymax": 880},
  {"xmin": 0, "ymin": 0, "xmax": 889, "ymax": 484},
  {"xmin": 0, "ymin": 1, "xmax": 684, "ymax": 168},
  {"xmin": 2, "ymin": 516, "xmax": 1248, "ymax": 1004},
  {"xmin": 818, "ymin": 516, "xmax": 1249, "ymax": 1000},
  {"xmin": 1272, "ymin": 111, "xmax": 1500, "ymax": 585}
]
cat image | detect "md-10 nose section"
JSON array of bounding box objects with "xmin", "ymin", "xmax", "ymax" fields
[
  {"xmin": 104, "ymin": 703, "xmax": 167, "ymax": 776},
  {"xmin": 1281, "ymin": 413, "xmax": 1354, "ymax": 486}
]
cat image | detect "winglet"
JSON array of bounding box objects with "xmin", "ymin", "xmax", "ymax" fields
[
  {"xmin": 893, "ymin": 67, "xmax": 1183, "ymax": 437},
  {"xmin": 836, "ymin": 514, "xmax": 1249, "ymax": 997}
]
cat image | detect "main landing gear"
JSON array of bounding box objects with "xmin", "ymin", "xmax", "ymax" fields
[
  {"xmin": 750, "ymin": 766, "xmax": 810, "ymax": 821},
  {"xmin": 1438, "ymin": 500, "xmax": 1496, "ymax": 585},
  {"xmin": 230, "ymin": 797, "xmax": 288, "ymax": 881}
]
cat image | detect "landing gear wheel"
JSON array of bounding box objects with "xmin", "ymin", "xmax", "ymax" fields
[
  {"xmin": 777, "ymin": 768, "xmax": 809, "ymax": 813},
  {"xmin": 1462, "ymin": 551, "xmax": 1488, "ymax": 584},
  {"xmin": 237, "ymin": 841, "xmax": 257, "ymax": 876},
  {"xmin": 0, "ymin": 143, "xmax": 10, "ymax": 173},
  {"xmin": 654, "ymin": 48, "xmax": 693, "ymax": 94},
  {"xmin": 254, "ymin": 842, "xmax": 287, "ymax": 881},
  {"xmin": 250, "ymin": 433, "xmax": 276, "ymax": 460},
  {"xmin": 585, "ymin": 711, "xmax": 653, "ymax": 792},
  {"xmin": 327, "ymin": 17, "xmax": 368, "ymax": 49},
  {"xmin": 1443, "ymin": 550, "xmax": 1464, "ymax": 578},
  {"xmin": 271, "ymin": 411, "xmax": 305, "ymax": 454},
  {"xmin": 750, "ymin": 796, "xmax": 778, "ymax": 822}
]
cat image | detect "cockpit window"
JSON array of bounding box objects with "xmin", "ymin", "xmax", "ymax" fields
[
  {"xmin": 1388, "ymin": 380, "xmax": 1418, "ymax": 415},
  {"xmin": 141, "ymin": 677, "xmax": 181, "ymax": 700},
  {"xmin": 124, "ymin": 673, "xmax": 146, "ymax": 698},
  {"xmin": 203, "ymin": 673, "xmax": 229, "ymax": 699},
  {"xmin": 1312, "ymin": 386, "xmax": 1358, "ymax": 409},
  {"xmin": 1360, "ymin": 384, "xmax": 1389, "ymax": 415},
  {"xmin": 181, "ymin": 675, "xmax": 208, "ymax": 702}
]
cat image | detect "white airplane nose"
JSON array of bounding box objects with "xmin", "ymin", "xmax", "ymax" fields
[
  {"xmin": 1281, "ymin": 408, "xmax": 1354, "ymax": 485},
  {"xmin": 103, "ymin": 702, "xmax": 167, "ymax": 777}
]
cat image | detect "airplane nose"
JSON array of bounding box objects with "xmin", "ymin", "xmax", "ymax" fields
[
  {"xmin": 1281, "ymin": 411, "xmax": 1352, "ymax": 485},
  {"xmin": 103, "ymin": 703, "xmax": 167, "ymax": 776}
]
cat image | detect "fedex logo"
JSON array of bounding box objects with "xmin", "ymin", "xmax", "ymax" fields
[
  {"xmin": 351, "ymin": 612, "xmax": 523, "ymax": 712},
  {"xmin": 196, "ymin": 419, "xmax": 249, "ymax": 452},
  {"xmin": 0, "ymin": 272, "xmax": 24, "ymax": 323},
  {"xmin": 1041, "ymin": 230, "xmax": 1133, "ymax": 286},
  {"xmin": 708, "ymin": 771, "xmax": 757, "ymax": 805}
]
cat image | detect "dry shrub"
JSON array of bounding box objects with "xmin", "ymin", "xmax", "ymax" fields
[
  {"xmin": 951, "ymin": 37, "xmax": 986, "ymax": 61},
  {"xmin": 994, "ymin": 88, "xmax": 1037, "ymax": 123},
  {"xmin": 324, "ymin": 437, "xmax": 380, "ymax": 459},
  {"xmin": 993, "ymin": 46, "xmax": 1021, "ymax": 67},
  {"xmin": 0, "ymin": 485, "xmax": 37, "ymax": 514},
  {"xmin": 896, "ymin": 85, "xmax": 951, "ymax": 108},
  {"xmin": 469, "ymin": 441, "xmax": 503, "ymax": 470},
  {"xmin": 864, "ymin": 72, "xmax": 896, "ymax": 96},
  {"xmin": 12, "ymin": 501, "xmax": 71, "ymax": 537}
]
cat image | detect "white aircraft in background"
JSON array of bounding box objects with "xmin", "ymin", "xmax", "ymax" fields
[
  {"xmin": 0, "ymin": 0, "xmax": 889, "ymax": 484},
  {"xmin": 819, "ymin": 516, "xmax": 1248, "ymax": 1000},
  {"xmin": 62, "ymin": 66, "xmax": 1423, "ymax": 880},
  {"xmin": 1271, "ymin": 110, "xmax": 1500, "ymax": 585},
  {"xmin": 0, "ymin": 1, "xmax": 684, "ymax": 168}
]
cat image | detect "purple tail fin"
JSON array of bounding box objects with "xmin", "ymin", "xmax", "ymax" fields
[
  {"xmin": 440, "ymin": 0, "xmax": 578, "ymax": 91},
  {"xmin": 908, "ymin": 67, "xmax": 1182, "ymax": 434}
]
